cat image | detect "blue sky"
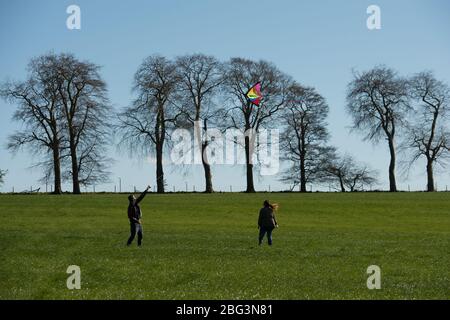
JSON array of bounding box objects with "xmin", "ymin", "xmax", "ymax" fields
[{"xmin": 1, "ymin": 0, "xmax": 450, "ymax": 192}]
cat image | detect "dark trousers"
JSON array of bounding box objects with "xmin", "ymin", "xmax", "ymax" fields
[
  {"xmin": 259, "ymin": 226, "xmax": 274, "ymax": 245},
  {"xmin": 127, "ymin": 222, "xmax": 143, "ymax": 246}
]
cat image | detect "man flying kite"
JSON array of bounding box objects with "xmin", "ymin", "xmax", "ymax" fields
[{"xmin": 127, "ymin": 185, "xmax": 151, "ymax": 247}]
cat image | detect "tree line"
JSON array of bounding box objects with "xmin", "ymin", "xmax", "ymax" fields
[{"xmin": 1, "ymin": 53, "xmax": 449, "ymax": 193}]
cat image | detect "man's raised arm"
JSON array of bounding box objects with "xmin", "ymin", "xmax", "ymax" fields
[{"xmin": 136, "ymin": 185, "xmax": 151, "ymax": 204}]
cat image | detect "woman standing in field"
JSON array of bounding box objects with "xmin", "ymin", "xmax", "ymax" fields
[{"xmin": 258, "ymin": 200, "xmax": 279, "ymax": 246}]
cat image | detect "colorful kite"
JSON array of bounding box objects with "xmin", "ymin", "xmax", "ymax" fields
[{"xmin": 246, "ymin": 82, "xmax": 262, "ymax": 106}]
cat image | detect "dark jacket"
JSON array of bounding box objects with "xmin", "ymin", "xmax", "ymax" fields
[
  {"xmin": 258, "ymin": 206, "xmax": 277, "ymax": 228},
  {"xmin": 128, "ymin": 190, "xmax": 148, "ymax": 224}
]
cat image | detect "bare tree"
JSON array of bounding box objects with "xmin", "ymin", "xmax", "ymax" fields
[
  {"xmin": 175, "ymin": 54, "xmax": 223, "ymax": 193},
  {"xmin": 1, "ymin": 55, "xmax": 65, "ymax": 194},
  {"xmin": 280, "ymin": 83, "xmax": 333, "ymax": 192},
  {"xmin": 2, "ymin": 54, "xmax": 111, "ymax": 194},
  {"xmin": 117, "ymin": 55, "xmax": 179, "ymax": 193},
  {"xmin": 51, "ymin": 53, "xmax": 111, "ymax": 194},
  {"xmin": 404, "ymin": 71, "xmax": 450, "ymax": 191},
  {"xmin": 223, "ymin": 58, "xmax": 291, "ymax": 192},
  {"xmin": 325, "ymin": 154, "xmax": 378, "ymax": 192},
  {"xmin": 347, "ymin": 66, "xmax": 410, "ymax": 192}
]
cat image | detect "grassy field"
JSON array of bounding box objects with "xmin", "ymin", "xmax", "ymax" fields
[{"xmin": 0, "ymin": 192, "xmax": 449, "ymax": 300}]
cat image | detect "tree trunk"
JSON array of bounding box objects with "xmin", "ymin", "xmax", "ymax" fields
[
  {"xmin": 197, "ymin": 118, "xmax": 213, "ymax": 193},
  {"xmin": 246, "ymin": 162, "xmax": 255, "ymax": 193},
  {"xmin": 387, "ymin": 137, "xmax": 397, "ymax": 192},
  {"xmin": 299, "ymin": 130, "xmax": 307, "ymax": 192},
  {"xmin": 426, "ymin": 160, "xmax": 435, "ymax": 192},
  {"xmin": 202, "ymin": 162, "xmax": 213, "ymax": 193},
  {"xmin": 244, "ymin": 135, "xmax": 255, "ymax": 193},
  {"xmin": 67, "ymin": 117, "xmax": 81, "ymax": 194},
  {"xmin": 70, "ymin": 145, "xmax": 81, "ymax": 194},
  {"xmin": 202, "ymin": 143, "xmax": 213, "ymax": 193},
  {"xmin": 52, "ymin": 145, "xmax": 62, "ymax": 194},
  {"xmin": 339, "ymin": 176, "xmax": 346, "ymax": 192},
  {"xmin": 426, "ymin": 110, "xmax": 438, "ymax": 192},
  {"xmin": 299, "ymin": 156, "xmax": 307, "ymax": 193},
  {"xmin": 156, "ymin": 142, "xmax": 164, "ymax": 193}
]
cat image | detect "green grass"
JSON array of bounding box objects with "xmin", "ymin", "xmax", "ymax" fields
[{"xmin": 0, "ymin": 192, "xmax": 449, "ymax": 299}]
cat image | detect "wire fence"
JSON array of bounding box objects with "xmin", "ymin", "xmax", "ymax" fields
[{"xmin": 2, "ymin": 184, "xmax": 449, "ymax": 194}]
